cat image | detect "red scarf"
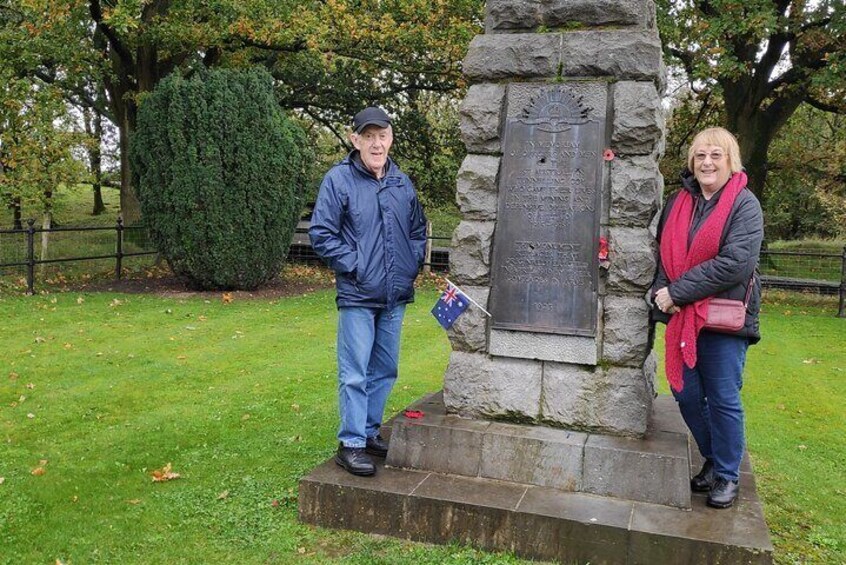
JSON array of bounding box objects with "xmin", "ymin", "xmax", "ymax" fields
[{"xmin": 661, "ymin": 171, "xmax": 747, "ymax": 392}]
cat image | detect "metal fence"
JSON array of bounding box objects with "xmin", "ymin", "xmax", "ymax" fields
[
  {"xmin": 0, "ymin": 218, "xmax": 157, "ymax": 294},
  {"xmin": 2, "ymin": 219, "xmax": 844, "ymax": 317}
]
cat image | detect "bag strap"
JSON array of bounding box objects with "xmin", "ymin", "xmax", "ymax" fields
[{"xmin": 743, "ymin": 274, "xmax": 755, "ymax": 307}]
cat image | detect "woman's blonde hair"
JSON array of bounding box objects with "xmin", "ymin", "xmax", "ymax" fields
[{"xmin": 687, "ymin": 127, "xmax": 743, "ymax": 173}]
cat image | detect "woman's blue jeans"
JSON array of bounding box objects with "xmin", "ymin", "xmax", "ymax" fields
[
  {"xmin": 672, "ymin": 331, "xmax": 749, "ymax": 482},
  {"xmin": 336, "ymin": 304, "xmax": 406, "ymax": 448}
]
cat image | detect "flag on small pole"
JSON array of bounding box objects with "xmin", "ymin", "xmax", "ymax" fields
[{"xmin": 431, "ymin": 279, "xmax": 490, "ymax": 330}]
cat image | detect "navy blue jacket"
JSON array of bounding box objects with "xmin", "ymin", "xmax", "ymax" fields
[{"xmin": 309, "ymin": 152, "xmax": 427, "ymax": 308}]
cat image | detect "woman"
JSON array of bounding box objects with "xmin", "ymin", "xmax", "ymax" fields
[{"xmin": 652, "ymin": 127, "xmax": 763, "ymax": 509}]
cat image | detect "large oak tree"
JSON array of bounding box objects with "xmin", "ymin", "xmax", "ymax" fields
[
  {"xmin": 2, "ymin": 0, "xmax": 481, "ymax": 224},
  {"xmin": 657, "ymin": 0, "xmax": 845, "ymax": 204}
]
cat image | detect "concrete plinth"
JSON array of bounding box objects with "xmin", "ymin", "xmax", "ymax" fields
[{"xmin": 298, "ymin": 394, "xmax": 773, "ymax": 564}]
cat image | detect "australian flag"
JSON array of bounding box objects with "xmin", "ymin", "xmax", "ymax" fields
[{"xmin": 431, "ymin": 283, "xmax": 471, "ymax": 330}]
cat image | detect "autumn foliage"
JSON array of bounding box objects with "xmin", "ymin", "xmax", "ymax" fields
[{"xmin": 130, "ymin": 68, "xmax": 311, "ymax": 290}]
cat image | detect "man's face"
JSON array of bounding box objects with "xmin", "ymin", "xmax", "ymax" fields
[{"xmin": 351, "ymin": 125, "xmax": 393, "ymax": 178}]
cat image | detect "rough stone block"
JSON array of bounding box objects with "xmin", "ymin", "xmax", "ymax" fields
[
  {"xmin": 489, "ymin": 329, "xmax": 597, "ymax": 365},
  {"xmin": 463, "ymin": 34, "xmax": 562, "ymax": 81},
  {"xmin": 560, "ymin": 30, "xmax": 663, "ymax": 81},
  {"xmin": 456, "ymin": 154, "xmax": 500, "ymax": 220},
  {"xmin": 443, "ymin": 351, "xmax": 542, "ymax": 421},
  {"xmin": 447, "ymin": 286, "xmax": 490, "ymax": 352},
  {"xmin": 607, "ymin": 227, "xmax": 656, "ymax": 292},
  {"xmin": 541, "ymin": 363, "xmax": 652, "ymax": 436},
  {"xmin": 449, "ymin": 220, "xmax": 495, "ymax": 285},
  {"xmin": 480, "ymin": 423, "xmax": 586, "ymax": 490},
  {"xmin": 602, "ymin": 294, "xmax": 651, "ymax": 366},
  {"xmin": 459, "ymin": 84, "xmax": 505, "ymax": 154},
  {"xmin": 387, "ymin": 408, "xmax": 491, "ymax": 477},
  {"xmin": 613, "ymin": 81, "xmax": 665, "ymax": 155},
  {"xmin": 609, "ymin": 155, "xmax": 662, "ymax": 227},
  {"xmin": 629, "ymin": 494, "xmax": 774, "ymax": 564},
  {"xmin": 516, "ymin": 488, "xmax": 634, "ymax": 564},
  {"xmin": 486, "ymin": 0, "xmax": 650, "ymax": 33},
  {"xmin": 583, "ymin": 431, "xmax": 690, "ymax": 508}
]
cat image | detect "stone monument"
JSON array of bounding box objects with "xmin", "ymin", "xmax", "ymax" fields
[{"xmin": 300, "ymin": 2, "xmax": 773, "ymax": 562}]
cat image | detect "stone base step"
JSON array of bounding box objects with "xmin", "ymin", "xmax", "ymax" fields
[{"xmin": 299, "ymin": 456, "xmax": 772, "ymax": 564}]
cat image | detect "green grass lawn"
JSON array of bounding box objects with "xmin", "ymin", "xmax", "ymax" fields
[{"xmin": 2, "ymin": 287, "xmax": 844, "ymax": 563}]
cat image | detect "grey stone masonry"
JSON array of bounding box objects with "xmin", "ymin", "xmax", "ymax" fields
[
  {"xmin": 446, "ymin": 286, "xmax": 490, "ymax": 353},
  {"xmin": 386, "ymin": 392, "xmax": 689, "ymax": 508},
  {"xmin": 449, "ymin": 220, "xmax": 495, "ymax": 286},
  {"xmin": 540, "ymin": 361, "xmax": 653, "ymax": 437},
  {"xmin": 464, "ymin": 30, "xmax": 663, "ymax": 83},
  {"xmin": 443, "ymin": 351, "xmax": 542, "ymax": 420},
  {"xmin": 610, "ymin": 155, "xmax": 663, "ymax": 227},
  {"xmin": 456, "ymin": 155, "xmax": 500, "ymax": 220},
  {"xmin": 602, "ymin": 295, "xmax": 651, "ymax": 367},
  {"xmin": 446, "ymin": 0, "xmax": 665, "ymax": 437},
  {"xmin": 459, "ymin": 84, "xmax": 505, "ymax": 154},
  {"xmin": 612, "ymin": 81, "xmax": 665, "ymax": 156},
  {"xmin": 606, "ymin": 226, "xmax": 657, "ymax": 293},
  {"xmin": 486, "ymin": 0, "xmax": 651, "ymax": 33}
]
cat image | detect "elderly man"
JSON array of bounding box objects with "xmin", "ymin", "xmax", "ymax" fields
[{"xmin": 309, "ymin": 106, "xmax": 428, "ymax": 476}]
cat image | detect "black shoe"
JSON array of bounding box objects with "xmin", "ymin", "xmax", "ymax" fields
[
  {"xmin": 691, "ymin": 460, "xmax": 716, "ymax": 492},
  {"xmin": 335, "ymin": 444, "xmax": 375, "ymax": 476},
  {"xmin": 365, "ymin": 434, "xmax": 389, "ymax": 458},
  {"xmin": 707, "ymin": 477, "xmax": 740, "ymax": 508}
]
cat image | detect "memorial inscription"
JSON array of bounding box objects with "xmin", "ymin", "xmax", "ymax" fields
[{"xmin": 490, "ymin": 86, "xmax": 603, "ymax": 336}]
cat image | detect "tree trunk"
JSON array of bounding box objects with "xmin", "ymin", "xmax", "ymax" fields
[
  {"xmin": 117, "ymin": 106, "xmax": 142, "ymax": 226},
  {"xmin": 39, "ymin": 209, "xmax": 52, "ymax": 276},
  {"xmin": 12, "ymin": 197, "xmax": 22, "ymax": 230},
  {"xmin": 87, "ymin": 108, "xmax": 106, "ymax": 215}
]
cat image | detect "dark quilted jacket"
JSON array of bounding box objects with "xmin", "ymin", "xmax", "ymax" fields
[{"xmin": 651, "ymin": 170, "xmax": 764, "ymax": 343}]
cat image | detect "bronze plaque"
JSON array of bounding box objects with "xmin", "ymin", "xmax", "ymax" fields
[{"xmin": 490, "ymin": 86, "xmax": 603, "ymax": 336}]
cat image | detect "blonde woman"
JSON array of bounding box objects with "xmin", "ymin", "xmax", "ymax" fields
[{"xmin": 651, "ymin": 127, "xmax": 764, "ymax": 509}]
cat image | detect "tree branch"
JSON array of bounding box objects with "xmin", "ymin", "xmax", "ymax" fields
[{"xmin": 88, "ymin": 0, "xmax": 134, "ymax": 71}]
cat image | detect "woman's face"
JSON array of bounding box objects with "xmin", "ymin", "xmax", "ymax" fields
[{"xmin": 692, "ymin": 144, "xmax": 732, "ymax": 197}]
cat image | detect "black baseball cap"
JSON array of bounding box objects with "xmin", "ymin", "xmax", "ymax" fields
[{"xmin": 352, "ymin": 106, "xmax": 391, "ymax": 133}]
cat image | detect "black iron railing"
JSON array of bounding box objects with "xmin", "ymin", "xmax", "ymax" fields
[
  {"xmin": 0, "ymin": 218, "xmax": 157, "ymax": 294},
  {"xmin": 3, "ymin": 219, "xmax": 844, "ymax": 317}
]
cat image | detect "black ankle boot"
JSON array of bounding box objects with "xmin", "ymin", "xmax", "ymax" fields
[
  {"xmin": 691, "ymin": 460, "xmax": 716, "ymax": 492},
  {"xmin": 707, "ymin": 477, "xmax": 740, "ymax": 508}
]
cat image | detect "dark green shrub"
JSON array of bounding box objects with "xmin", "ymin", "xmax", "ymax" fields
[{"xmin": 130, "ymin": 67, "xmax": 310, "ymax": 290}]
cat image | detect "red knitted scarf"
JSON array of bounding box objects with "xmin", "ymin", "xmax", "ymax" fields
[{"xmin": 661, "ymin": 171, "xmax": 747, "ymax": 392}]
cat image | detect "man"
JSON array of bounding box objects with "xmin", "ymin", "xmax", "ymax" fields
[{"xmin": 309, "ymin": 106, "xmax": 428, "ymax": 476}]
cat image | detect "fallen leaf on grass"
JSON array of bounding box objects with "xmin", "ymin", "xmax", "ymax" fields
[
  {"xmin": 222, "ymin": 293, "xmax": 233, "ymax": 304},
  {"xmin": 31, "ymin": 467, "xmax": 46, "ymax": 476},
  {"xmin": 26, "ymin": 383, "xmax": 35, "ymax": 389},
  {"xmin": 63, "ymin": 343, "xmax": 73, "ymax": 350},
  {"xmin": 290, "ymin": 404, "xmax": 300, "ymax": 412},
  {"xmin": 151, "ymin": 463, "xmax": 181, "ymax": 482},
  {"xmin": 39, "ymin": 459, "xmax": 48, "ymax": 465},
  {"xmin": 9, "ymin": 372, "xmax": 19, "ymax": 380},
  {"xmin": 271, "ymin": 499, "xmax": 280, "ymax": 508},
  {"xmin": 27, "ymin": 413, "xmax": 35, "ymax": 419},
  {"xmin": 76, "ymin": 296, "xmax": 85, "ymax": 304},
  {"xmin": 297, "ymin": 547, "xmax": 306, "ymax": 554},
  {"xmin": 127, "ymin": 499, "xmax": 141, "ymax": 505},
  {"xmin": 0, "ymin": 477, "xmax": 5, "ymax": 485},
  {"xmin": 217, "ymin": 490, "xmax": 229, "ymax": 500},
  {"xmin": 109, "ymin": 299, "xmax": 123, "ymax": 307},
  {"xmin": 798, "ymin": 445, "xmax": 807, "ymax": 451},
  {"xmin": 241, "ymin": 414, "xmax": 251, "ymax": 420},
  {"xmin": 35, "ymin": 336, "xmax": 46, "ymax": 343},
  {"xmin": 802, "ymin": 359, "xmax": 820, "ymax": 365}
]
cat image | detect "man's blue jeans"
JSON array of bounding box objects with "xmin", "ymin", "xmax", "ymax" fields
[
  {"xmin": 337, "ymin": 304, "xmax": 406, "ymax": 448},
  {"xmin": 673, "ymin": 331, "xmax": 749, "ymax": 482}
]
